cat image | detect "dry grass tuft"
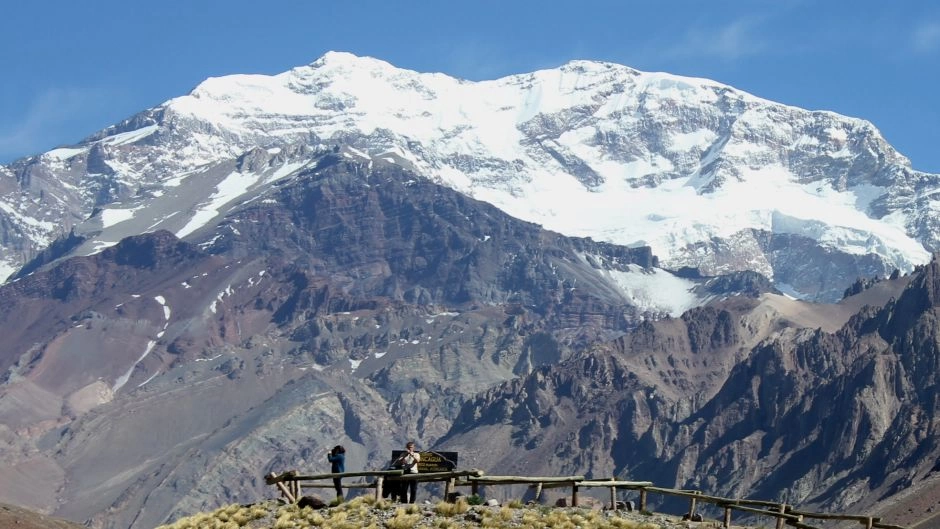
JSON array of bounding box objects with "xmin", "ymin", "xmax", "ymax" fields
[
  {"xmin": 386, "ymin": 507, "xmax": 422, "ymax": 529},
  {"xmin": 434, "ymin": 498, "xmax": 470, "ymax": 516}
]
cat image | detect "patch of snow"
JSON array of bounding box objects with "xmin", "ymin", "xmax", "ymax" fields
[
  {"xmin": 112, "ymin": 340, "xmax": 157, "ymax": 393},
  {"xmin": 349, "ymin": 358, "xmax": 362, "ymax": 370},
  {"xmin": 602, "ymin": 263, "xmax": 705, "ymax": 317},
  {"xmin": 101, "ymin": 124, "xmax": 158, "ymax": 146},
  {"xmin": 374, "ymin": 352, "xmax": 387, "ymax": 359},
  {"xmin": 177, "ymin": 170, "xmax": 262, "ymax": 238},
  {"xmin": 775, "ymin": 283, "xmax": 804, "ymax": 300},
  {"xmin": 137, "ymin": 371, "xmax": 160, "ymax": 388},
  {"xmin": 0, "ymin": 260, "xmax": 15, "ymax": 284},
  {"xmin": 86, "ymin": 240, "xmax": 119, "ymax": 255},
  {"xmin": 44, "ymin": 146, "xmax": 88, "ymax": 160},
  {"xmin": 100, "ymin": 206, "xmax": 142, "ymax": 228}
]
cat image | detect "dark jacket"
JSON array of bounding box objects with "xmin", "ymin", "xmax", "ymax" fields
[{"xmin": 328, "ymin": 452, "xmax": 345, "ymax": 473}]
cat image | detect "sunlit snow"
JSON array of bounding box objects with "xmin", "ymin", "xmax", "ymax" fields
[
  {"xmin": 155, "ymin": 51, "xmax": 931, "ymax": 274},
  {"xmin": 101, "ymin": 206, "xmax": 143, "ymax": 228},
  {"xmin": 601, "ymin": 264, "xmax": 705, "ymax": 317},
  {"xmin": 44, "ymin": 147, "xmax": 88, "ymax": 160},
  {"xmin": 102, "ymin": 125, "xmax": 158, "ymax": 146},
  {"xmin": 112, "ymin": 340, "xmax": 156, "ymax": 393}
]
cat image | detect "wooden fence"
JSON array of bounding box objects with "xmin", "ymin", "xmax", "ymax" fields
[{"xmin": 264, "ymin": 469, "xmax": 907, "ymax": 529}]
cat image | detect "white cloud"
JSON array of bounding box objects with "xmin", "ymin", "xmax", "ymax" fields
[
  {"xmin": 912, "ymin": 21, "xmax": 940, "ymax": 53},
  {"xmin": 0, "ymin": 86, "xmax": 116, "ymax": 162},
  {"xmin": 661, "ymin": 17, "xmax": 768, "ymax": 61}
]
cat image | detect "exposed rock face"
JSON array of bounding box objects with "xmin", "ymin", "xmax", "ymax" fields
[
  {"xmin": 0, "ymin": 157, "xmax": 731, "ymax": 529},
  {"xmin": 439, "ymin": 258, "xmax": 940, "ymax": 521}
]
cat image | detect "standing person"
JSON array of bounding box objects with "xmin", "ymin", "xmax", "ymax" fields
[
  {"xmin": 394, "ymin": 441, "xmax": 421, "ymax": 503},
  {"xmin": 327, "ymin": 445, "xmax": 346, "ymax": 501}
]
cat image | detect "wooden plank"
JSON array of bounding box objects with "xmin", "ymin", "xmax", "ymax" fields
[
  {"xmin": 643, "ymin": 486, "xmax": 703, "ymax": 499},
  {"xmin": 576, "ymin": 480, "xmax": 654, "ymax": 488},
  {"xmin": 275, "ymin": 481, "xmax": 295, "ymax": 503},
  {"xmin": 468, "ymin": 475, "xmax": 585, "ymax": 484},
  {"xmin": 732, "ymin": 505, "xmax": 801, "ymax": 521},
  {"xmin": 788, "ymin": 510, "xmax": 882, "ymax": 523}
]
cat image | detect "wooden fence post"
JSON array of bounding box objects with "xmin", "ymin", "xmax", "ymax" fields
[
  {"xmin": 471, "ymin": 481, "xmax": 479, "ymax": 496},
  {"xmin": 689, "ymin": 494, "xmax": 697, "ymax": 518},
  {"xmin": 375, "ymin": 476, "xmax": 384, "ymax": 502},
  {"xmin": 639, "ymin": 488, "xmax": 647, "ymax": 512},
  {"xmin": 865, "ymin": 517, "xmax": 874, "ymax": 529},
  {"xmin": 572, "ymin": 484, "xmax": 579, "ymax": 507},
  {"xmin": 534, "ymin": 482, "xmax": 543, "ymax": 502},
  {"xmin": 275, "ymin": 482, "xmax": 295, "ymax": 504},
  {"xmin": 445, "ymin": 478, "xmax": 454, "ymax": 501},
  {"xmin": 724, "ymin": 506, "xmax": 732, "ymax": 528},
  {"xmin": 610, "ymin": 478, "xmax": 616, "ymax": 511},
  {"xmin": 776, "ymin": 503, "xmax": 787, "ymax": 529}
]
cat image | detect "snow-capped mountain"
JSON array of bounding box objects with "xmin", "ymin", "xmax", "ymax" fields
[{"xmin": 2, "ymin": 51, "xmax": 938, "ymax": 300}]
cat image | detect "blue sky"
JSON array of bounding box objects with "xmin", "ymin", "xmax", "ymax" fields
[{"xmin": 1, "ymin": 1, "xmax": 938, "ymax": 171}]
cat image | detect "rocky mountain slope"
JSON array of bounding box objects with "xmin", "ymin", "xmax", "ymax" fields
[
  {"xmin": 1, "ymin": 52, "xmax": 938, "ymax": 300},
  {"xmin": 0, "ymin": 153, "xmax": 762, "ymax": 529},
  {"xmin": 439, "ymin": 258, "xmax": 940, "ymax": 525}
]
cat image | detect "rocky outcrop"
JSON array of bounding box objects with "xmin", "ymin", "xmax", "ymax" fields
[
  {"xmin": 437, "ymin": 262, "xmax": 940, "ymax": 517},
  {"xmin": 2, "ymin": 157, "xmax": 750, "ymax": 529}
]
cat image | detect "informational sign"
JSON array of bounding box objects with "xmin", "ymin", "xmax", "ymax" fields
[{"xmin": 390, "ymin": 450, "xmax": 458, "ymax": 473}]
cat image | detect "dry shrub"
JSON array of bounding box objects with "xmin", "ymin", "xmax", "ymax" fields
[
  {"xmin": 435, "ymin": 498, "xmax": 470, "ymax": 516},
  {"xmin": 386, "ymin": 507, "xmax": 421, "ymax": 529}
]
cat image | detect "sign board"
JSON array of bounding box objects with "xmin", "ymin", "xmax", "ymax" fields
[{"xmin": 390, "ymin": 450, "xmax": 458, "ymax": 473}]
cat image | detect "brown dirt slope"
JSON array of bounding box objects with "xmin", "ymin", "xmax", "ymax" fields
[{"xmin": 0, "ymin": 503, "xmax": 84, "ymax": 529}]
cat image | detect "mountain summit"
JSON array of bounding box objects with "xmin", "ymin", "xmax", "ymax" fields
[{"xmin": 2, "ymin": 51, "xmax": 938, "ymax": 300}]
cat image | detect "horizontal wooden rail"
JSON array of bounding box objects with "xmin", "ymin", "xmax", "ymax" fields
[
  {"xmin": 575, "ymin": 480, "xmax": 654, "ymax": 489},
  {"xmin": 732, "ymin": 504, "xmax": 802, "ymax": 521},
  {"xmin": 467, "ymin": 475, "xmax": 585, "ymax": 484},
  {"xmin": 788, "ymin": 509, "xmax": 881, "ymax": 523}
]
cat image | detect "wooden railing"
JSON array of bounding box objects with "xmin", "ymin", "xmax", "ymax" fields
[{"xmin": 264, "ymin": 469, "xmax": 907, "ymax": 529}]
